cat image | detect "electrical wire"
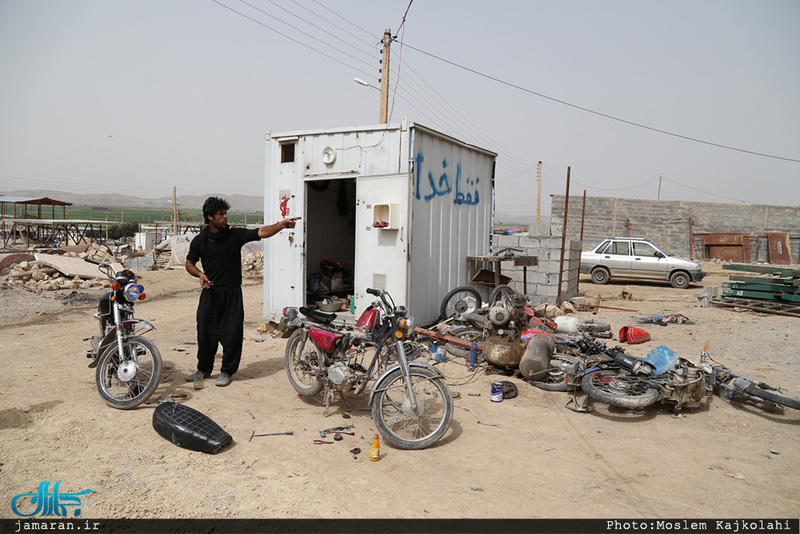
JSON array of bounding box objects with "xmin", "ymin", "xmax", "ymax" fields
[
  {"xmin": 393, "ymin": 0, "xmax": 414, "ymax": 38},
  {"xmin": 400, "ymin": 42, "xmax": 800, "ymax": 164},
  {"xmin": 290, "ymin": 0, "xmax": 379, "ymax": 49},
  {"xmin": 311, "ymin": 0, "xmax": 375, "ymax": 40},
  {"xmin": 263, "ymin": 0, "xmax": 377, "ymax": 62},
  {"xmin": 211, "ymin": 0, "xmax": 375, "ymax": 80},
  {"xmin": 236, "ymin": 0, "xmax": 377, "ymax": 71}
]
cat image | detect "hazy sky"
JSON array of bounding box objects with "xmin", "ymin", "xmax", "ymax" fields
[{"xmin": 1, "ymin": 0, "xmax": 798, "ymax": 216}]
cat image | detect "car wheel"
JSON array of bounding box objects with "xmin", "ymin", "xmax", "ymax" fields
[
  {"xmin": 669, "ymin": 271, "xmax": 691, "ymax": 289},
  {"xmin": 591, "ymin": 268, "xmax": 610, "ymax": 285}
]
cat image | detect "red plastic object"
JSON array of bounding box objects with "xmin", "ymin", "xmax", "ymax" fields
[{"xmin": 619, "ymin": 326, "xmax": 651, "ymax": 344}]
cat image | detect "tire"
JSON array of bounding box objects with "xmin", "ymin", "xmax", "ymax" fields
[
  {"xmin": 741, "ymin": 383, "xmax": 800, "ymax": 411},
  {"xmin": 440, "ymin": 286, "xmax": 482, "ymax": 319},
  {"xmin": 372, "ymin": 366, "xmax": 453, "ymax": 450},
  {"xmin": 580, "ymin": 368, "xmax": 661, "ymax": 409},
  {"xmin": 95, "ymin": 335, "xmax": 162, "ymax": 409},
  {"xmin": 591, "ymin": 268, "xmax": 610, "ymax": 285},
  {"xmin": 445, "ymin": 326, "xmax": 484, "ymax": 358},
  {"xmin": 669, "ymin": 271, "xmax": 691, "ymax": 289},
  {"xmin": 489, "ymin": 284, "xmax": 515, "ymax": 310},
  {"xmin": 285, "ymin": 329, "xmax": 324, "ymax": 396},
  {"xmin": 530, "ymin": 354, "xmax": 582, "ymax": 392}
]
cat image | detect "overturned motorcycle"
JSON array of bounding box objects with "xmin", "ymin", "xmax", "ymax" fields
[
  {"xmin": 83, "ymin": 258, "xmax": 162, "ymax": 409},
  {"xmin": 281, "ymin": 288, "xmax": 453, "ymax": 450}
]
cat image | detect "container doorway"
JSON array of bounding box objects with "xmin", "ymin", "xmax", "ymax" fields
[{"xmin": 304, "ymin": 177, "xmax": 356, "ymax": 310}]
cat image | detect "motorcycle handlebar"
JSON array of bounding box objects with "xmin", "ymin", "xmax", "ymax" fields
[
  {"xmin": 366, "ymin": 288, "xmax": 381, "ymax": 296},
  {"xmin": 84, "ymin": 258, "xmax": 103, "ymax": 265}
]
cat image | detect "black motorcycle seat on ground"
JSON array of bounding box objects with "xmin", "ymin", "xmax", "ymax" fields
[{"xmin": 152, "ymin": 402, "xmax": 232, "ymax": 454}]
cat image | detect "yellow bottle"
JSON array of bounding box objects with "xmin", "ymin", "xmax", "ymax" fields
[{"xmin": 370, "ymin": 434, "xmax": 380, "ymax": 462}]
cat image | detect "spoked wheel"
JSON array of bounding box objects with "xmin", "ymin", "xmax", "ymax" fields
[
  {"xmin": 445, "ymin": 326, "xmax": 485, "ymax": 358},
  {"xmin": 440, "ymin": 286, "xmax": 482, "ymax": 319},
  {"xmin": 95, "ymin": 335, "xmax": 162, "ymax": 409},
  {"xmin": 285, "ymin": 329, "xmax": 324, "ymax": 396},
  {"xmin": 372, "ymin": 367, "xmax": 453, "ymax": 450},
  {"xmin": 580, "ymin": 368, "xmax": 661, "ymax": 409},
  {"xmin": 530, "ymin": 354, "xmax": 582, "ymax": 392}
]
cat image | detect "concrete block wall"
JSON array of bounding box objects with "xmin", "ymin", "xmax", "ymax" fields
[
  {"xmin": 492, "ymin": 225, "xmax": 581, "ymax": 306},
  {"xmin": 551, "ymin": 196, "xmax": 800, "ymax": 262}
]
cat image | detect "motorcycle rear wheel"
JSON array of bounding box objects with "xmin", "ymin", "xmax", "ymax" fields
[
  {"xmin": 580, "ymin": 368, "xmax": 661, "ymax": 409},
  {"xmin": 372, "ymin": 367, "xmax": 453, "ymax": 450},
  {"xmin": 285, "ymin": 329, "xmax": 324, "ymax": 396},
  {"xmin": 95, "ymin": 335, "xmax": 162, "ymax": 409}
]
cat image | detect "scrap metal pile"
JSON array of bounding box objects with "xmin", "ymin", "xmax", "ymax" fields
[{"xmin": 412, "ymin": 285, "xmax": 800, "ymax": 414}]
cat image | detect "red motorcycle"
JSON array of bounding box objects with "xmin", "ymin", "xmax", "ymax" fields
[{"xmin": 282, "ymin": 288, "xmax": 453, "ymax": 450}]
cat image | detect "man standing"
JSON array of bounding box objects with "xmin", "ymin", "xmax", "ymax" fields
[{"xmin": 185, "ymin": 196, "xmax": 297, "ymax": 387}]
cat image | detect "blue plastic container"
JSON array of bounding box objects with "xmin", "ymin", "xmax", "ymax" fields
[{"xmin": 643, "ymin": 345, "xmax": 679, "ymax": 375}]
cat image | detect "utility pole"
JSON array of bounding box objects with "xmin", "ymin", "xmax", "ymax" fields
[
  {"xmin": 172, "ymin": 186, "xmax": 179, "ymax": 236},
  {"xmin": 657, "ymin": 174, "xmax": 662, "ymax": 200},
  {"xmin": 536, "ymin": 161, "xmax": 542, "ymax": 225},
  {"xmin": 380, "ymin": 28, "xmax": 391, "ymax": 124}
]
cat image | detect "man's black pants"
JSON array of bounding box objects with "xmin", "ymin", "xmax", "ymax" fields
[{"xmin": 195, "ymin": 286, "xmax": 245, "ymax": 376}]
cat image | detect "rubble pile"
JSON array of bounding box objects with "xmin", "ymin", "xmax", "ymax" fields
[
  {"xmin": 243, "ymin": 251, "xmax": 263, "ymax": 276},
  {"xmin": 0, "ymin": 243, "xmax": 129, "ymax": 292}
]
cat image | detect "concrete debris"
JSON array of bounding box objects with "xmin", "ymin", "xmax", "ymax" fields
[
  {"xmin": 0, "ymin": 243, "xmax": 128, "ymax": 292},
  {"xmin": 243, "ymin": 251, "xmax": 263, "ymax": 276},
  {"xmin": 621, "ymin": 286, "xmax": 634, "ymax": 300}
]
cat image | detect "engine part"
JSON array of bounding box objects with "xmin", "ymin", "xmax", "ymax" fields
[
  {"xmin": 519, "ymin": 334, "xmax": 555, "ymax": 380},
  {"xmin": 328, "ymin": 362, "xmax": 356, "ymax": 390}
]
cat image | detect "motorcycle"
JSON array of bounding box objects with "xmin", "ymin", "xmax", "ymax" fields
[
  {"xmin": 83, "ymin": 258, "xmax": 162, "ymax": 409},
  {"xmin": 576, "ymin": 342, "xmax": 800, "ymax": 412},
  {"xmin": 577, "ymin": 348, "xmax": 710, "ymax": 411},
  {"xmin": 282, "ymin": 288, "xmax": 453, "ymax": 450}
]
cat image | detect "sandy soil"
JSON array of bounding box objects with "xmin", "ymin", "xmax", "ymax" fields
[{"xmin": 1, "ymin": 262, "xmax": 798, "ymax": 520}]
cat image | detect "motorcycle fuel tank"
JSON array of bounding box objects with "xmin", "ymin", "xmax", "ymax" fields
[{"xmin": 308, "ymin": 327, "xmax": 342, "ymax": 352}]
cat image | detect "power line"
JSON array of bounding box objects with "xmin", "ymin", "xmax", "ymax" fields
[
  {"xmin": 400, "ymin": 42, "xmax": 800, "ymax": 164},
  {"xmin": 290, "ymin": 0, "xmax": 379, "ymax": 49},
  {"xmin": 236, "ymin": 0, "xmax": 376, "ymax": 71},
  {"xmin": 393, "ymin": 0, "xmax": 414, "ymax": 38},
  {"xmin": 211, "ymin": 0, "xmax": 375, "ymax": 80},
  {"xmin": 311, "ymin": 0, "xmax": 376, "ymax": 41},
  {"xmin": 263, "ymin": 0, "xmax": 377, "ymax": 63}
]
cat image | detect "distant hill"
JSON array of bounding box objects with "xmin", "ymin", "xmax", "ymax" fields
[{"xmin": 0, "ymin": 189, "xmax": 264, "ymax": 211}]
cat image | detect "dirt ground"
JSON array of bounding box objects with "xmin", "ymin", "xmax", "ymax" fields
[{"xmin": 1, "ymin": 261, "xmax": 798, "ymax": 520}]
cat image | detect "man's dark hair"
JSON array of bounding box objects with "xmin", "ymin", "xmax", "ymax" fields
[{"xmin": 202, "ymin": 197, "xmax": 230, "ymax": 224}]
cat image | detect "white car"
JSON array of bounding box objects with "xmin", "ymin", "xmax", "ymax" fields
[{"xmin": 580, "ymin": 237, "xmax": 706, "ymax": 289}]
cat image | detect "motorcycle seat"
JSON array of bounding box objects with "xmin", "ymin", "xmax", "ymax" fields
[{"xmin": 299, "ymin": 306, "xmax": 336, "ymax": 325}]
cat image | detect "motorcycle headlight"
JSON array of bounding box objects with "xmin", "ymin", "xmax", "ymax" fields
[
  {"xmin": 123, "ymin": 283, "xmax": 143, "ymax": 302},
  {"xmin": 400, "ymin": 315, "xmax": 415, "ymax": 336}
]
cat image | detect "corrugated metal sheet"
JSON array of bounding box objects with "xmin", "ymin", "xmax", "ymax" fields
[{"xmin": 408, "ymin": 126, "xmax": 495, "ymax": 323}]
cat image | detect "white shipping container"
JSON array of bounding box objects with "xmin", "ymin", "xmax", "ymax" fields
[{"xmin": 263, "ymin": 120, "xmax": 496, "ymax": 326}]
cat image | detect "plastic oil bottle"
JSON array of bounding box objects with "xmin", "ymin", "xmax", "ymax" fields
[{"xmin": 370, "ymin": 434, "xmax": 380, "ymax": 462}]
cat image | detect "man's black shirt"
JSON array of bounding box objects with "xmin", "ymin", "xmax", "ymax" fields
[{"xmin": 187, "ymin": 226, "xmax": 260, "ymax": 288}]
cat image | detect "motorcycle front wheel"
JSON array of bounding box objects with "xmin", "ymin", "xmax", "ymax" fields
[
  {"xmin": 95, "ymin": 335, "xmax": 162, "ymax": 409},
  {"xmin": 372, "ymin": 367, "xmax": 453, "ymax": 450},
  {"xmin": 285, "ymin": 329, "xmax": 324, "ymax": 396},
  {"xmin": 580, "ymin": 368, "xmax": 661, "ymax": 409}
]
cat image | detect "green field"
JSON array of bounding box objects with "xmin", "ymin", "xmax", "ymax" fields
[{"xmin": 65, "ymin": 206, "xmax": 263, "ymax": 226}]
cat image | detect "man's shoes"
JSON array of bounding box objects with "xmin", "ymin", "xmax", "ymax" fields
[
  {"xmin": 216, "ymin": 372, "xmax": 231, "ymax": 387},
  {"xmin": 185, "ymin": 371, "xmax": 211, "ymax": 382}
]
